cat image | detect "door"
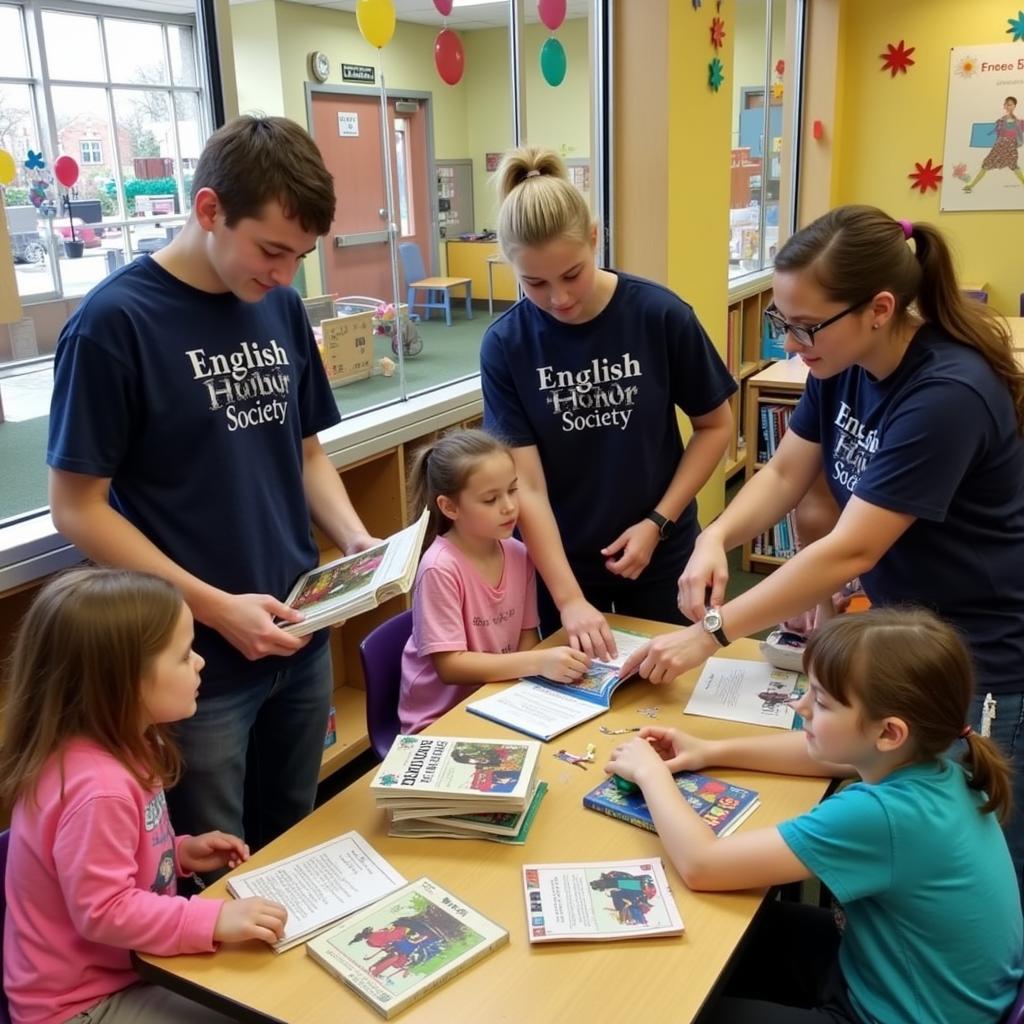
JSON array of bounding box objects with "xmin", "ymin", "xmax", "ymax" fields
[{"xmin": 311, "ymin": 90, "xmax": 435, "ymax": 303}]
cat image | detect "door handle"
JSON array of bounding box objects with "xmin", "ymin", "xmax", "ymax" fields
[{"xmin": 334, "ymin": 230, "xmax": 390, "ymax": 247}]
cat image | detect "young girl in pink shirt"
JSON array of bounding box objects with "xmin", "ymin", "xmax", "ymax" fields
[
  {"xmin": 399, "ymin": 429, "xmax": 590, "ymax": 733},
  {"xmin": 0, "ymin": 568, "xmax": 289, "ymax": 1024}
]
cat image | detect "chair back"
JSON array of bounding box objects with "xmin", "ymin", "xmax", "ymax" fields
[
  {"xmin": 1006, "ymin": 980, "xmax": 1024, "ymax": 1024},
  {"xmin": 0, "ymin": 829, "xmax": 11, "ymax": 1024},
  {"xmin": 359, "ymin": 610, "xmax": 413, "ymax": 760},
  {"xmin": 399, "ymin": 242, "xmax": 427, "ymax": 287}
]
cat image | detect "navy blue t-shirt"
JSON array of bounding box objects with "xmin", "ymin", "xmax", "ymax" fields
[
  {"xmin": 480, "ymin": 272, "xmax": 736, "ymax": 587},
  {"xmin": 47, "ymin": 256, "xmax": 342, "ymax": 693},
  {"xmin": 787, "ymin": 324, "xmax": 1024, "ymax": 695}
]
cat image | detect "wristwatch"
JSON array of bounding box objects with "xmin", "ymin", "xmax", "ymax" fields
[
  {"xmin": 702, "ymin": 606, "xmax": 729, "ymax": 647},
  {"xmin": 645, "ymin": 510, "xmax": 675, "ymax": 540}
]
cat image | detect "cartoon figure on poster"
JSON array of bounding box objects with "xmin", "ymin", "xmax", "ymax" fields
[
  {"xmin": 941, "ymin": 43, "xmax": 1024, "ymax": 211},
  {"xmin": 589, "ymin": 870, "xmax": 658, "ymax": 926}
]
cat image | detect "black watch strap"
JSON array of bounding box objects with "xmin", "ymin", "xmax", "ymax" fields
[{"xmin": 646, "ymin": 510, "xmax": 674, "ymax": 540}]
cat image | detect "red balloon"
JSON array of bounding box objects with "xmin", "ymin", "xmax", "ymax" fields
[
  {"xmin": 434, "ymin": 28, "xmax": 465, "ymax": 86},
  {"xmin": 537, "ymin": 0, "xmax": 566, "ymax": 31},
  {"xmin": 433, "ymin": 0, "xmax": 453, "ymax": 14},
  {"xmin": 54, "ymin": 154, "xmax": 79, "ymax": 188}
]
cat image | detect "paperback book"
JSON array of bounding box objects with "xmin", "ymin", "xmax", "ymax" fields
[
  {"xmin": 306, "ymin": 876, "xmax": 509, "ymax": 1019},
  {"xmin": 583, "ymin": 772, "xmax": 760, "ymax": 837},
  {"xmin": 521, "ymin": 858, "xmax": 684, "ymax": 943},
  {"xmin": 226, "ymin": 831, "xmax": 405, "ymax": 952},
  {"xmin": 279, "ymin": 509, "xmax": 429, "ymax": 637},
  {"xmin": 684, "ymin": 656, "xmax": 808, "ymax": 730},
  {"xmin": 466, "ymin": 627, "xmax": 651, "ymax": 741}
]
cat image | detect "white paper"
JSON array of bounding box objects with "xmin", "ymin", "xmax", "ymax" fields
[
  {"xmin": 684, "ymin": 657, "xmax": 806, "ymax": 730},
  {"xmin": 226, "ymin": 831, "xmax": 405, "ymax": 952},
  {"xmin": 468, "ymin": 681, "xmax": 602, "ymax": 740}
]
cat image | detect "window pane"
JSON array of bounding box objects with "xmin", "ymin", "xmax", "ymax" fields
[
  {"xmin": 42, "ymin": 11, "xmax": 105, "ymax": 82},
  {"xmin": 104, "ymin": 19, "xmax": 169, "ymax": 86},
  {"xmin": 173, "ymin": 91, "xmax": 202, "ymax": 210},
  {"xmin": 52, "ymin": 86, "xmax": 119, "ymax": 215},
  {"xmin": 169, "ymin": 24, "xmax": 198, "ymax": 86},
  {"xmin": 112, "ymin": 89, "xmax": 178, "ymax": 217},
  {"xmin": 766, "ymin": 0, "xmax": 787, "ymax": 267},
  {"xmin": 0, "ymin": 5, "xmax": 29, "ymax": 78}
]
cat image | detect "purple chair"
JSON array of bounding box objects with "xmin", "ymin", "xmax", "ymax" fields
[
  {"xmin": 0, "ymin": 829, "xmax": 10, "ymax": 1024},
  {"xmin": 1008, "ymin": 982, "xmax": 1024, "ymax": 1024},
  {"xmin": 359, "ymin": 610, "xmax": 413, "ymax": 760}
]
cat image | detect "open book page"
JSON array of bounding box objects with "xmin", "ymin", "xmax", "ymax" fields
[
  {"xmin": 466, "ymin": 681, "xmax": 604, "ymax": 741},
  {"xmin": 522, "ymin": 858, "xmax": 683, "ymax": 943},
  {"xmin": 226, "ymin": 831, "xmax": 405, "ymax": 953},
  {"xmin": 684, "ymin": 657, "xmax": 807, "ymax": 730}
]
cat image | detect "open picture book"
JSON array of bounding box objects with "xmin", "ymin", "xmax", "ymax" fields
[
  {"xmin": 684, "ymin": 656, "xmax": 808, "ymax": 730},
  {"xmin": 465, "ymin": 627, "xmax": 651, "ymax": 741},
  {"xmin": 279, "ymin": 508, "xmax": 429, "ymax": 637}
]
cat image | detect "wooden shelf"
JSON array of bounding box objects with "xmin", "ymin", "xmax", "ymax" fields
[
  {"xmin": 724, "ymin": 449, "xmax": 746, "ymax": 480},
  {"xmin": 319, "ymin": 684, "xmax": 371, "ymax": 782}
]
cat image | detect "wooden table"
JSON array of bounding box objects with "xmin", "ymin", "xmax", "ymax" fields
[{"xmin": 135, "ymin": 617, "xmax": 830, "ymax": 1024}]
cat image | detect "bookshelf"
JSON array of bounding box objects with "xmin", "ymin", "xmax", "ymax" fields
[{"xmin": 741, "ymin": 357, "xmax": 809, "ymax": 572}]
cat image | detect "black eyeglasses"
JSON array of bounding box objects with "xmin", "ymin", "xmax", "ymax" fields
[{"xmin": 763, "ymin": 298, "xmax": 871, "ymax": 348}]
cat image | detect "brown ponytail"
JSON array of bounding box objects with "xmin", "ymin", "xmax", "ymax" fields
[
  {"xmin": 961, "ymin": 731, "xmax": 1013, "ymax": 823},
  {"xmin": 775, "ymin": 205, "xmax": 1024, "ymax": 432}
]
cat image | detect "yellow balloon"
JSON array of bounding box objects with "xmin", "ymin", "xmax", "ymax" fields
[
  {"xmin": 0, "ymin": 149, "xmax": 15, "ymax": 186},
  {"xmin": 356, "ymin": 0, "xmax": 395, "ymax": 49}
]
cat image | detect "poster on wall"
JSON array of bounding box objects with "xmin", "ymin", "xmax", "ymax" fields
[
  {"xmin": 941, "ymin": 44, "xmax": 1024, "ymax": 212},
  {"xmin": 337, "ymin": 112, "xmax": 359, "ymax": 138}
]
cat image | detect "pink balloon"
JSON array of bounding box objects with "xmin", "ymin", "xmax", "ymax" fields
[
  {"xmin": 537, "ymin": 0, "xmax": 566, "ymax": 31},
  {"xmin": 433, "ymin": 0, "xmax": 453, "ymax": 14},
  {"xmin": 53, "ymin": 154, "xmax": 79, "ymax": 188},
  {"xmin": 434, "ymin": 28, "xmax": 465, "ymax": 86}
]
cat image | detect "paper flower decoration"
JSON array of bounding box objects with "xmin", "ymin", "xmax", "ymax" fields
[
  {"xmin": 1008, "ymin": 10, "xmax": 1024, "ymax": 41},
  {"xmin": 775, "ymin": 58, "xmax": 785, "ymax": 77},
  {"xmin": 708, "ymin": 57, "xmax": 725, "ymax": 92},
  {"xmin": 771, "ymin": 81, "xmax": 784, "ymax": 101},
  {"xmin": 24, "ymin": 150, "xmax": 45, "ymax": 170},
  {"xmin": 710, "ymin": 16, "xmax": 725, "ymax": 50},
  {"xmin": 880, "ymin": 39, "xmax": 916, "ymax": 76},
  {"xmin": 953, "ymin": 162, "xmax": 969, "ymax": 181},
  {"xmin": 955, "ymin": 54, "xmax": 978, "ymax": 77},
  {"xmin": 908, "ymin": 158, "xmax": 942, "ymax": 193}
]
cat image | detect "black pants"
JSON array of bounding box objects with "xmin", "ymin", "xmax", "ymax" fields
[
  {"xmin": 537, "ymin": 572, "xmax": 690, "ymax": 638},
  {"xmin": 696, "ymin": 901, "xmax": 863, "ymax": 1024}
]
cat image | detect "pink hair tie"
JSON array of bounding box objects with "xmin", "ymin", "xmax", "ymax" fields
[{"xmin": 899, "ymin": 219, "xmax": 913, "ymax": 239}]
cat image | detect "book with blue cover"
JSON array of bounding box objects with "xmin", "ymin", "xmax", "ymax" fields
[{"xmin": 583, "ymin": 771, "xmax": 760, "ymax": 837}]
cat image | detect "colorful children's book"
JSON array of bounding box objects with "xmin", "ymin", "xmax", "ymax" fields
[
  {"xmin": 521, "ymin": 858, "xmax": 684, "ymax": 943},
  {"xmin": 279, "ymin": 508, "xmax": 429, "ymax": 636},
  {"xmin": 583, "ymin": 771, "xmax": 760, "ymax": 837},
  {"xmin": 306, "ymin": 876, "xmax": 509, "ymax": 1019},
  {"xmin": 684, "ymin": 656, "xmax": 808, "ymax": 730},
  {"xmin": 226, "ymin": 831, "xmax": 406, "ymax": 953},
  {"xmin": 465, "ymin": 627, "xmax": 651, "ymax": 741},
  {"xmin": 370, "ymin": 735, "xmax": 541, "ymax": 812}
]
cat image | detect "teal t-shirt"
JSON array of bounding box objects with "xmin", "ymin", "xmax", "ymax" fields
[{"xmin": 778, "ymin": 759, "xmax": 1022, "ymax": 1024}]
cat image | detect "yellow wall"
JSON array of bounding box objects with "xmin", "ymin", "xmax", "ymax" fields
[
  {"xmin": 229, "ymin": 0, "xmax": 285, "ymax": 118},
  {"xmin": 833, "ymin": 0, "xmax": 1024, "ymax": 313}
]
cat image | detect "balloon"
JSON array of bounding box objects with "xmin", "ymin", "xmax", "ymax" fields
[
  {"xmin": 0, "ymin": 149, "xmax": 15, "ymax": 186},
  {"xmin": 434, "ymin": 28, "xmax": 465, "ymax": 86},
  {"xmin": 433, "ymin": 0, "xmax": 453, "ymax": 14},
  {"xmin": 356, "ymin": 0, "xmax": 395, "ymax": 49},
  {"xmin": 538, "ymin": 0, "xmax": 567, "ymax": 31},
  {"xmin": 540, "ymin": 37, "xmax": 567, "ymax": 87},
  {"xmin": 54, "ymin": 155, "xmax": 79, "ymax": 188}
]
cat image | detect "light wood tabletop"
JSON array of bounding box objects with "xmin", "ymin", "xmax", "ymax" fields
[{"xmin": 135, "ymin": 616, "xmax": 830, "ymax": 1024}]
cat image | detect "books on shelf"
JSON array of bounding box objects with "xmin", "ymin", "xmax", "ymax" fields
[
  {"xmin": 279, "ymin": 509, "xmax": 429, "ymax": 636},
  {"xmin": 521, "ymin": 858, "xmax": 684, "ymax": 943},
  {"xmin": 306, "ymin": 876, "xmax": 508, "ymax": 1019},
  {"xmin": 684, "ymin": 656, "xmax": 807, "ymax": 730},
  {"xmin": 756, "ymin": 402, "xmax": 794, "ymax": 463},
  {"xmin": 465, "ymin": 627, "xmax": 651, "ymax": 741},
  {"xmin": 225, "ymin": 831, "xmax": 405, "ymax": 953},
  {"xmin": 752, "ymin": 510, "xmax": 798, "ymax": 560},
  {"xmin": 370, "ymin": 735, "xmax": 541, "ymax": 813},
  {"xmin": 583, "ymin": 772, "xmax": 760, "ymax": 837}
]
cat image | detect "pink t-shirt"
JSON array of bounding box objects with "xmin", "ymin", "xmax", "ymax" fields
[
  {"xmin": 398, "ymin": 535, "xmax": 539, "ymax": 733},
  {"xmin": 3, "ymin": 738, "xmax": 223, "ymax": 1024}
]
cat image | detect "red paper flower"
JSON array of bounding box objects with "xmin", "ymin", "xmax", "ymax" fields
[
  {"xmin": 775, "ymin": 58, "xmax": 785, "ymax": 77},
  {"xmin": 710, "ymin": 16, "xmax": 725, "ymax": 50},
  {"xmin": 908, "ymin": 158, "xmax": 942, "ymax": 193},
  {"xmin": 881, "ymin": 39, "xmax": 916, "ymax": 76}
]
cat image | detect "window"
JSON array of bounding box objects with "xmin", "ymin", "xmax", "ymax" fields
[
  {"xmin": 393, "ymin": 118, "xmax": 413, "ymax": 238},
  {"xmin": 79, "ymin": 140, "xmax": 102, "ymax": 164}
]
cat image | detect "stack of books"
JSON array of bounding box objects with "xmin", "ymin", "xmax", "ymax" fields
[{"xmin": 370, "ymin": 735, "xmax": 545, "ymax": 844}]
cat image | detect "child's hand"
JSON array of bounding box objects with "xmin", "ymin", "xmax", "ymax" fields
[
  {"xmin": 536, "ymin": 645, "xmax": 591, "ymax": 683},
  {"xmin": 605, "ymin": 735, "xmax": 669, "ymax": 786},
  {"xmin": 214, "ymin": 897, "xmax": 288, "ymax": 945},
  {"xmin": 639, "ymin": 726, "xmax": 712, "ymax": 772},
  {"xmin": 179, "ymin": 831, "xmax": 250, "ymax": 874}
]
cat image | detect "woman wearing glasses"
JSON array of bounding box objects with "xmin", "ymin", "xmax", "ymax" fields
[{"xmin": 621, "ymin": 203, "xmax": 1024, "ymax": 879}]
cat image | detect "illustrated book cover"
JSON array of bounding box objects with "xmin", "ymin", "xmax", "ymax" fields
[{"xmin": 684, "ymin": 656, "xmax": 808, "ymax": 730}]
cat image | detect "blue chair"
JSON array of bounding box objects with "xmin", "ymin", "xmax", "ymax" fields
[
  {"xmin": 359, "ymin": 610, "xmax": 413, "ymax": 760},
  {"xmin": 0, "ymin": 829, "xmax": 10, "ymax": 1024},
  {"xmin": 399, "ymin": 242, "xmax": 473, "ymax": 327}
]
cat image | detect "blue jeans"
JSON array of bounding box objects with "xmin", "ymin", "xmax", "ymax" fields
[
  {"xmin": 166, "ymin": 643, "xmax": 333, "ymax": 856},
  {"xmin": 968, "ymin": 690, "xmax": 1024, "ymax": 894}
]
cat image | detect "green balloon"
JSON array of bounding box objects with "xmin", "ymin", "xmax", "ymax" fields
[{"xmin": 540, "ymin": 37, "xmax": 566, "ymax": 87}]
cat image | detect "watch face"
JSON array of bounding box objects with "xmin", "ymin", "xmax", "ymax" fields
[
  {"xmin": 310, "ymin": 51, "xmax": 330, "ymax": 82},
  {"xmin": 704, "ymin": 609, "xmax": 723, "ymax": 632}
]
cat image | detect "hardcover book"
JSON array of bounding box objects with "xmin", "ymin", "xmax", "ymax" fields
[
  {"xmin": 583, "ymin": 772, "xmax": 760, "ymax": 837},
  {"xmin": 306, "ymin": 877, "xmax": 508, "ymax": 1019}
]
